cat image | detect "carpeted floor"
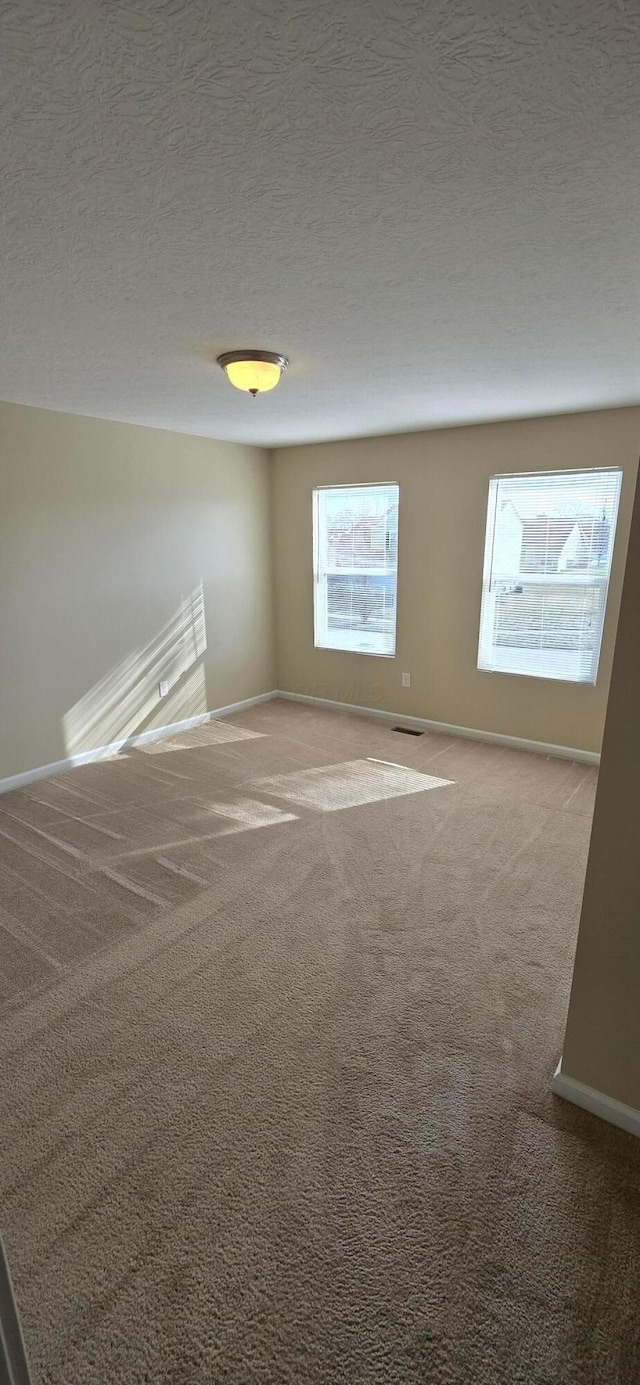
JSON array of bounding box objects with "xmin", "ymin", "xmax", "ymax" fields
[{"xmin": 0, "ymin": 698, "xmax": 638, "ymax": 1384}]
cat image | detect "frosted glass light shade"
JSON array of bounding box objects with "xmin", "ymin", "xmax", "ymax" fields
[{"xmin": 217, "ymin": 351, "xmax": 288, "ymax": 396}]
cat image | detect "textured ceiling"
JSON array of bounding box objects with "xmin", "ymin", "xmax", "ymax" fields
[{"xmin": 1, "ymin": 0, "xmax": 640, "ymax": 446}]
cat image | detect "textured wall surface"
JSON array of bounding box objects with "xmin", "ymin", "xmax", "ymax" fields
[
  {"xmin": 561, "ymin": 465, "xmax": 640, "ymax": 1108},
  {"xmin": 1, "ymin": 0, "xmax": 639, "ymax": 445}
]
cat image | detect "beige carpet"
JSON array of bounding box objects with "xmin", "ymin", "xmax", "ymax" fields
[{"xmin": 0, "ymin": 699, "xmax": 638, "ymax": 1384}]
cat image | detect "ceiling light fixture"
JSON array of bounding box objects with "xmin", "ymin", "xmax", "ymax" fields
[{"xmin": 217, "ymin": 350, "xmax": 288, "ymax": 397}]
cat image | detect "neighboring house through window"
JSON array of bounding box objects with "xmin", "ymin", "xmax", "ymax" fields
[
  {"xmin": 478, "ymin": 468, "xmax": 622, "ymax": 683},
  {"xmin": 313, "ymin": 483, "xmax": 399, "ymax": 656}
]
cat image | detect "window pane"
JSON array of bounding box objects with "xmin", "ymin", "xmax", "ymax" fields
[
  {"xmin": 478, "ymin": 469, "xmax": 622, "ymax": 683},
  {"xmin": 314, "ymin": 484, "xmax": 399, "ymax": 656}
]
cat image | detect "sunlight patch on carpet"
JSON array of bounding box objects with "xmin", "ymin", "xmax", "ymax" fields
[
  {"xmin": 137, "ymin": 721, "xmax": 265, "ymax": 753},
  {"xmin": 254, "ymin": 759, "xmax": 453, "ymax": 812},
  {"xmin": 206, "ymin": 797, "xmax": 298, "ymax": 827}
]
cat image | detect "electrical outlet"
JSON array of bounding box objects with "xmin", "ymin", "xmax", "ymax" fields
[
  {"xmin": 402, "ymin": 672, "xmax": 411, "ymax": 688},
  {"xmin": 158, "ymin": 680, "xmax": 169, "ymax": 698}
]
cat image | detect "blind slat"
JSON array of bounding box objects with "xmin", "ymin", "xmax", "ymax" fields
[{"xmin": 478, "ymin": 468, "xmax": 622, "ymax": 684}]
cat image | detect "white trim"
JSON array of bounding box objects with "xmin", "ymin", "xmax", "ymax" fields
[
  {"xmin": 552, "ymin": 1060, "xmax": 640, "ymax": 1138},
  {"xmin": 0, "ymin": 692, "xmax": 278, "ymax": 795},
  {"xmin": 275, "ymin": 691, "xmax": 600, "ymax": 764}
]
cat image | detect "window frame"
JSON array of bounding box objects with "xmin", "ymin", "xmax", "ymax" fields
[
  {"xmin": 477, "ymin": 466, "xmax": 623, "ymax": 686},
  {"xmin": 312, "ymin": 481, "xmax": 400, "ymax": 659}
]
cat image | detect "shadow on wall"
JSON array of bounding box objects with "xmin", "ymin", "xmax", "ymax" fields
[{"xmin": 63, "ymin": 583, "xmax": 207, "ymax": 757}]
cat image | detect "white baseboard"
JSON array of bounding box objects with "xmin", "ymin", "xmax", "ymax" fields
[
  {"xmin": 276, "ymin": 690, "xmax": 600, "ymax": 765},
  {"xmin": 0, "ymin": 691, "xmax": 278, "ymax": 795},
  {"xmin": 551, "ymin": 1060, "xmax": 640, "ymax": 1138},
  {"xmin": 1, "ymin": 687, "xmax": 598, "ymax": 794}
]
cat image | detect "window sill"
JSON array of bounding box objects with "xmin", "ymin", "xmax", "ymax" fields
[{"xmin": 314, "ymin": 642, "xmax": 396, "ymax": 660}]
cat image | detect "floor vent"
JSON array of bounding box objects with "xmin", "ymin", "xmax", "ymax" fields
[{"xmin": 392, "ymin": 726, "xmax": 424, "ymax": 736}]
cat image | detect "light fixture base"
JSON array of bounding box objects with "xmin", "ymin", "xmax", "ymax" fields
[{"xmin": 217, "ymin": 350, "xmax": 288, "ymax": 372}]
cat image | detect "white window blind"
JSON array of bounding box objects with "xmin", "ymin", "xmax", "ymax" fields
[
  {"xmin": 478, "ymin": 468, "xmax": 622, "ymax": 684},
  {"xmin": 313, "ymin": 483, "xmax": 399, "ymax": 656}
]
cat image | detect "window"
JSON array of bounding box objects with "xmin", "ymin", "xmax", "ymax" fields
[
  {"xmin": 478, "ymin": 468, "xmax": 622, "ymax": 684},
  {"xmin": 313, "ymin": 483, "xmax": 399, "ymax": 656}
]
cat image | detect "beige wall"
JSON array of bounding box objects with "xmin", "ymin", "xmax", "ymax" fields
[
  {"xmin": 272, "ymin": 407, "xmax": 640, "ymax": 753},
  {"xmin": 559, "ymin": 466, "xmax": 640, "ymax": 1110},
  {"xmin": 0, "ymin": 402, "xmax": 274, "ymax": 780},
  {"xmin": 3, "ymin": 401, "xmax": 639, "ymax": 784}
]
